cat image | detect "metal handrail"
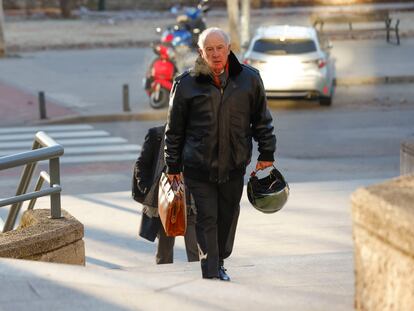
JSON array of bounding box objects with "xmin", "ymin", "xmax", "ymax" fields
[{"xmin": 0, "ymin": 131, "xmax": 64, "ymax": 232}]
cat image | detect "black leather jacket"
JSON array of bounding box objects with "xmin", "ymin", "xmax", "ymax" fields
[{"xmin": 165, "ymin": 52, "xmax": 276, "ymax": 183}]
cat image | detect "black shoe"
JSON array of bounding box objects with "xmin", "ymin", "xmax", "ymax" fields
[
  {"xmin": 203, "ymin": 276, "xmax": 219, "ymax": 280},
  {"xmin": 218, "ymin": 266, "xmax": 231, "ymax": 281}
]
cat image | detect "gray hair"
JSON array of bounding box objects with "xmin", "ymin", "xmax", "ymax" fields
[{"xmin": 197, "ymin": 27, "xmax": 231, "ymax": 50}]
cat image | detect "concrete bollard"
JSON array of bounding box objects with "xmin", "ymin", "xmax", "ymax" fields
[
  {"xmin": 38, "ymin": 91, "xmax": 47, "ymax": 119},
  {"xmin": 123, "ymin": 84, "xmax": 131, "ymax": 112}
]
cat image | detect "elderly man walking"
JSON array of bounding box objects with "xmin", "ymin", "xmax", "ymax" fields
[{"xmin": 164, "ymin": 27, "xmax": 276, "ymax": 281}]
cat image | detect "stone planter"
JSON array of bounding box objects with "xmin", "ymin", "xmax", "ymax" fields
[
  {"xmin": 351, "ymin": 175, "xmax": 414, "ymax": 311},
  {"xmin": 0, "ymin": 209, "xmax": 85, "ymax": 265}
]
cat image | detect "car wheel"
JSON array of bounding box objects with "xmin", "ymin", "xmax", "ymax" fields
[{"xmin": 319, "ymin": 96, "xmax": 332, "ymax": 106}]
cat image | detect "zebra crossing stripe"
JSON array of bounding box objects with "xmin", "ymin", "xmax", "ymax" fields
[
  {"xmin": 0, "ymin": 130, "xmax": 109, "ymax": 142},
  {"xmin": 0, "ymin": 137, "xmax": 128, "ymax": 149},
  {"xmin": 0, "ymin": 124, "xmax": 142, "ymax": 164},
  {"xmin": 0, "ymin": 144, "xmax": 141, "ymax": 156},
  {"xmin": 60, "ymin": 154, "xmax": 139, "ymax": 164},
  {"xmin": 0, "ymin": 124, "xmax": 94, "ymax": 134}
]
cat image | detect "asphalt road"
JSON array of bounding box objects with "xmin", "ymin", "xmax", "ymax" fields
[
  {"xmin": 1, "ymin": 81, "xmax": 414, "ymax": 196},
  {"xmin": 2, "ymin": 97, "xmax": 411, "ymax": 196}
]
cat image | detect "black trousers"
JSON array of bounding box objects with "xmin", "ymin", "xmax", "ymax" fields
[
  {"xmin": 186, "ymin": 176, "xmax": 244, "ymax": 278},
  {"xmin": 156, "ymin": 211, "xmax": 199, "ymax": 264}
]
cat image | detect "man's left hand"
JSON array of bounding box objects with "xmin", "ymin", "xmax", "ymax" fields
[{"xmin": 255, "ymin": 161, "xmax": 274, "ymax": 171}]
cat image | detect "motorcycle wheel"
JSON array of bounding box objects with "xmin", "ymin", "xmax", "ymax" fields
[{"xmin": 149, "ymin": 87, "xmax": 170, "ymax": 109}]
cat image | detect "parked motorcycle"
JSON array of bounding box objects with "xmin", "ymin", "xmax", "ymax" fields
[
  {"xmin": 160, "ymin": 0, "xmax": 210, "ymax": 50},
  {"xmin": 144, "ymin": 1, "xmax": 209, "ymax": 109},
  {"xmin": 143, "ymin": 43, "xmax": 177, "ymax": 109}
]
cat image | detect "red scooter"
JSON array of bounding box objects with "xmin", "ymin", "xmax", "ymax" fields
[{"xmin": 144, "ymin": 44, "xmax": 177, "ymax": 109}]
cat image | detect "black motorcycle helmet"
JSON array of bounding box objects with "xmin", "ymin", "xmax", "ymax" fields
[{"xmin": 247, "ymin": 166, "xmax": 289, "ymax": 214}]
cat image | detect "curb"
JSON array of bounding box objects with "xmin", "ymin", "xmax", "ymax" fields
[
  {"xmin": 336, "ymin": 75, "xmax": 414, "ymax": 86},
  {"xmin": 6, "ymin": 40, "xmax": 152, "ymax": 54},
  {"xmin": 6, "ymin": 32, "xmax": 414, "ymax": 53},
  {"xmin": 33, "ymin": 109, "xmax": 168, "ymax": 125}
]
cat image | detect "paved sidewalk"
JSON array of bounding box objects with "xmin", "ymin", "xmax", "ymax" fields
[
  {"xmin": 3, "ymin": 2, "xmax": 414, "ymax": 52},
  {"xmin": 0, "ymin": 79, "xmax": 78, "ymax": 126},
  {"xmin": 0, "ymin": 178, "xmax": 384, "ymax": 311}
]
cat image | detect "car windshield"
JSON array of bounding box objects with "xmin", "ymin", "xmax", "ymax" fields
[{"xmin": 252, "ymin": 38, "xmax": 317, "ymax": 55}]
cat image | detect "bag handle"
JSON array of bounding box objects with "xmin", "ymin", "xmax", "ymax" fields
[
  {"xmin": 163, "ymin": 173, "xmax": 184, "ymax": 196},
  {"xmin": 171, "ymin": 174, "xmax": 185, "ymax": 195}
]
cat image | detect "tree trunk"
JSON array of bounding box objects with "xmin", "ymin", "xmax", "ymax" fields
[
  {"xmin": 0, "ymin": 0, "xmax": 6, "ymax": 57},
  {"xmin": 60, "ymin": 0, "xmax": 72, "ymax": 19},
  {"xmin": 240, "ymin": 0, "xmax": 250, "ymax": 49},
  {"xmin": 251, "ymin": 0, "xmax": 262, "ymax": 9},
  {"xmin": 226, "ymin": 0, "xmax": 240, "ymax": 53},
  {"xmin": 25, "ymin": 0, "xmax": 36, "ymax": 17}
]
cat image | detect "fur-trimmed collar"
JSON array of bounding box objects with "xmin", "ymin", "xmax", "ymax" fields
[{"xmin": 191, "ymin": 51, "xmax": 243, "ymax": 83}]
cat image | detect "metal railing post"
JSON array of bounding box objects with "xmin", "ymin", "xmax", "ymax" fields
[
  {"xmin": 3, "ymin": 160, "xmax": 38, "ymax": 232},
  {"xmin": 49, "ymin": 157, "xmax": 62, "ymax": 219},
  {"xmin": 3, "ymin": 140, "xmax": 41, "ymax": 232}
]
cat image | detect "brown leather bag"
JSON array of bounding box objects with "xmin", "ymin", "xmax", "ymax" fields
[{"xmin": 158, "ymin": 172, "xmax": 187, "ymax": 237}]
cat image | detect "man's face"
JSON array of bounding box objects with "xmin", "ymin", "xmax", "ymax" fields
[{"xmin": 199, "ymin": 32, "xmax": 230, "ymax": 75}]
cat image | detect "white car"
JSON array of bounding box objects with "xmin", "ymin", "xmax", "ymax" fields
[{"xmin": 243, "ymin": 25, "xmax": 335, "ymax": 106}]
